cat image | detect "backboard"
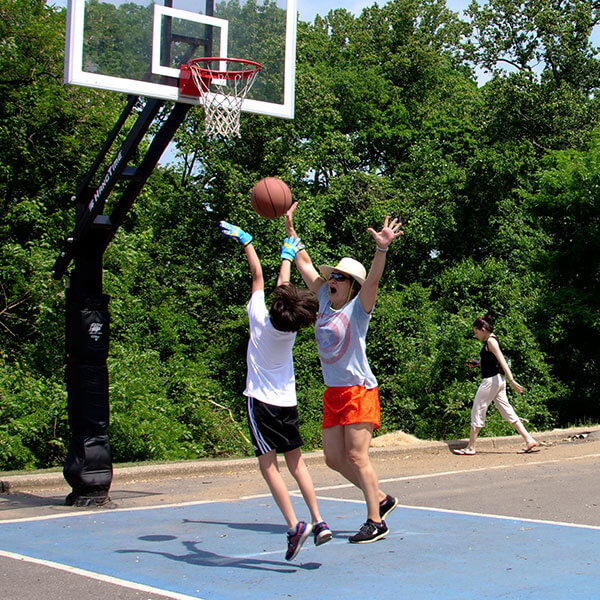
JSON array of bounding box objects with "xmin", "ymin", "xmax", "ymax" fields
[{"xmin": 64, "ymin": 0, "xmax": 297, "ymax": 118}]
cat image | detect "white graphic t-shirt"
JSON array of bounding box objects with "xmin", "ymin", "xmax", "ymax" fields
[{"xmin": 315, "ymin": 284, "xmax": 377, "ymax": 389}]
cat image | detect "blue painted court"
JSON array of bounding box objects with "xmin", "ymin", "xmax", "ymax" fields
[{"xmin": 1, "ymin": 494, "xmax": 599, "ymax": 600}]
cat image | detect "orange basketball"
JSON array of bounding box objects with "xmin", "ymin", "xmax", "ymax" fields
[{"xmin": 250, "ymin": 177, "xmax": 293, "ymax": 219}]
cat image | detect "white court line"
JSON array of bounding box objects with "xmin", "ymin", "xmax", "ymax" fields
[
  {"xmin": 310, "ymin": 451, "xmax": 600, "ymax": 492},
  {"xmin": 4, "ymin": 451, "xmax": 600, "ymax": 525},
  {"xmin": 0, "ymin": 549, "xmax": 204, "ymax": 600},
  {"xmin": 391, "ymin": 503, "xmax": 600, "ymax": 531},
  {"xmin": 229, "ymin": 492, "xmax": 600, "ymax": 560},
  {"xmin": 310, "ymin": 496, "xmax": 600, "ymax": 532},
  {"xmin": 0, "ymin": 498, "xmax": 222, "ymax": 524},
  {"xmin": 0, "ymin": 494, "xmax": 274, "ymax": 524},
  {"xmin": 293, "ymin": 451, "xmax": 600, "ymax": 532}
]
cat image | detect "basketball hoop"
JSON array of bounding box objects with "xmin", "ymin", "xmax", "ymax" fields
[{"xmin": 181, "ymin": 57, "xmax": 262, "ymax": 139}]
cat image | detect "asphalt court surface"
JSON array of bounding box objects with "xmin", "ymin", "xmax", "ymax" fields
[
  {"xmin": 2, "ymin": 495, "xmax": 600, "ymax": 600},
  {"xmin": 2, "ymin": 430, "xmax": 600, "ymax": 599}
]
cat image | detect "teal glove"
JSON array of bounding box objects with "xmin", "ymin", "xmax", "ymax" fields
[
  {"xmin": 281, "ymin": 236, "xmax": 305, "ymax": 262},
  {"xmin": 219, "ymin": 220, "xmax": 253, "ymax": 246}
]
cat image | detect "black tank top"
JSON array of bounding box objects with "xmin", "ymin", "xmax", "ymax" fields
[{"xmin": 480, "ymin": 335, "xmax": 504, "ymax": 378}]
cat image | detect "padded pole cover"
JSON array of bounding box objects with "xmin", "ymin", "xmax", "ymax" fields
[{"xmin": 63, "ymin": 292, "xmax": 113, "ymax": 505}]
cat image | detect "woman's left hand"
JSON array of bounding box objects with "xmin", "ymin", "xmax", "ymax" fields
[
  {"xmin": 284, "ymin": 202, "xmax": 299, "ymax": 238},
  {"xmin": 367, "ymin": 216, "xmax": 403, "ymax": 249}
]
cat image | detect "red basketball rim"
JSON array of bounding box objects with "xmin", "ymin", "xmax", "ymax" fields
[{"xmin": 187, "ymin": 57, "xmax": 262, "ymax": 81}]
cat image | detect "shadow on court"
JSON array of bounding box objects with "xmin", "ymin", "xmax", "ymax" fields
[
  {"xmin": 116, "ymin": 541, "xmax": 311, "ymax": 574},
  {"xmin": 180, "ymin": 517, "xmax": 357, "ymax": 539}
]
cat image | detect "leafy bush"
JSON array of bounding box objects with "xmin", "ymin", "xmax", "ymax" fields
[{"xmin": 0, "ymin": 351, "xmax": 68, "ymax": 470}]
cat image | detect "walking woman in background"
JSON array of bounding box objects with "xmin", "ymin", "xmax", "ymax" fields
[{"xmin": 454, "ymin": 314, "xmax": 538, "ymax": 456}]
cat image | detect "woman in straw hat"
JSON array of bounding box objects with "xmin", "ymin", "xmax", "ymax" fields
[{"xmin": 283, "ymin": 203, "xmax": 403, "ymax": 544}]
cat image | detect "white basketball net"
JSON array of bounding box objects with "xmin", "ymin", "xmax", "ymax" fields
[{"xmin": 189, "ymin": 59, "xmax": 261, "ymax": 139}]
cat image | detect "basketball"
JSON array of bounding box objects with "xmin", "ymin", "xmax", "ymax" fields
[{"xmin": 250, "ymin": 177, "xmax": 293, "ymax": 219}]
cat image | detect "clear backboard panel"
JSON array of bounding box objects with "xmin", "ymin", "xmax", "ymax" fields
[{"xmin": 64, "ymin": 0, "xmax": 297, "ymax": 118}]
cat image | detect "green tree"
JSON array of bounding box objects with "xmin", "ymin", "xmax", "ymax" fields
[
  {"xmin": 523, "ymin": 133, "xmax": 600, "ymax": 422},
  {"xmin": 5, "ymin": 0, "xmax": 600, "ymax": 471},
  {"xmin": 82, "ymin": 0, "xmax": 154, "ymax": 79},
  {"xmin": 0, "ymin": 0, "xmax": 126, "ymax": 467},
  {"xmin": 466, "ymin": 0, "xmax": 600, "ymax": 150}
]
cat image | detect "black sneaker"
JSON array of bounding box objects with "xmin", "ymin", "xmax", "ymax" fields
[
  {"xmin": 379, "ymin": 494, "xmax": 398, "ymax": 521},
  {"xmin": 348, "ymin": 519, "xmax": 389, "ymax": 544},
  {"xmin": 285, "ymin": 521, "xmax": 312, "ymax": 561}
]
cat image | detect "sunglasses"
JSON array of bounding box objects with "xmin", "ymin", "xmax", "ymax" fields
[{"xmin": 329, "ymin": 272, "xmax": 351, "ymax": 282}]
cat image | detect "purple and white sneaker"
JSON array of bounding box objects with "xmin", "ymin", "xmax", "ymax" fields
[
  {"xmin": 285, "ymin": 521, "xmax": 312, "ymax": 561},
  {"xmin": 313, "ymin": 521, "xmax": 332, "ymax": 546}
]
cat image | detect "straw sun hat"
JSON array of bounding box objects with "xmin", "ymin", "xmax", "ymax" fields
[{"xmin": 318, "ymin": 257, "xmax": 367, "ymax": 286}]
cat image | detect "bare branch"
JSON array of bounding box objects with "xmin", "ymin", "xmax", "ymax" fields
[
  {"xmin": 0, "ymin": 283, "xmax": 32, "ymax": 337},
  {"xmin": 204, "ymin": 397, "xmax": 251, "ymax": 446}
]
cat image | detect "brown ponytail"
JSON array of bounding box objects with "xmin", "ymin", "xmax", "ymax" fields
[{"xmin": 473, "ymin": 313, "xmax": 494, "ymax": 332}]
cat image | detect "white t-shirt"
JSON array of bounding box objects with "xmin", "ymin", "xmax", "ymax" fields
[{"xmin": 243, "ymin": 290, "xmax": 297, "ymax": 407}]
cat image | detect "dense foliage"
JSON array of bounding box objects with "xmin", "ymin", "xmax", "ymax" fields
[{"xmin": 1, "ymin": 0, "xmax": 599, "ymax": 470}]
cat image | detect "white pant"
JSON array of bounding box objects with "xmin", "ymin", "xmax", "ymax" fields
[{"xmin": 471, "ymin": 374, "xmax": 519, "ymax": 428}]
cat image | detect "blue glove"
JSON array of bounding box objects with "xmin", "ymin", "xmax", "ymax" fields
[
  {"xmin": 281, "ymin": 236, "xmax": 305, "ymax": 262},
  {"xmin": 219, "ymin": 220, "xmax": 253, "ymax": 246}
]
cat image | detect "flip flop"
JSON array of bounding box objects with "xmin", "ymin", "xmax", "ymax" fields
[
  {"xmin": 453, "ymin": 448, "xmax": 476, "ymax": 455},
  {"xmin": 517, "ymin": 444, "xmax": 539, "ymax": 454}
]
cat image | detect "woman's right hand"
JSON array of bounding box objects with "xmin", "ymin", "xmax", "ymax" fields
[{"xmin": 367, "ymin": 216, "xmax": 403, "ymax": 249}]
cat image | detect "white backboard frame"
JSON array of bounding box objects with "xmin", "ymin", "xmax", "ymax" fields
[
  {"xmin": 151, "ymin": 5, "xmax": 229, "ymax": 79},
  {"xmin": 63, "ymin": 0, "xmax": 297, "ymax": 119}
]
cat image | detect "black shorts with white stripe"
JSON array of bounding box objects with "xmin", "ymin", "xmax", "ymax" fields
[{"xmin": 246, "ymin": 397, "xmax": 304, "ymax": 457}]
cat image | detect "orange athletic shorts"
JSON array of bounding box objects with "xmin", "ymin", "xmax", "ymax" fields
[{"xmin": 322, "ymin": 385, "xmax": 380, "ymax": 430}]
